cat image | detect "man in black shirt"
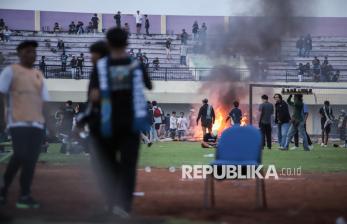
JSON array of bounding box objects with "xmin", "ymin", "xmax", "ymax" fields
[
  {"xmin": 197, "ymin": 98, "xmax": 215, "ymax": 137},
  {"xmin": 76, "ymin": 53, "xmax": 84, "ymax": 78},
  {"xmin": 319, "ymin": 101, "xmax": 334, "ymax": 147},
  {"xmin": 274, "ymin": 94, "xmax": 291, "ymax": 149},
  {"xmin": 88, "ymin": 28, "xmax": 152, "ymax": 217},
  {"xmin": 226, "ymin": 101, "xmax": 242, "ymax": 126},
  {"xmin": 39, "ymin": 56, "xmax": 46, "ymax": 74},
  {"xmin": 114, "ymin": 11, "xmax": 121, "ymax": 28},
  {"xmin": 91, "ymin": 14, "xmax": 99, "ymax": 33},
  {"xmin": 201, "ymin": 130, "xmax": 218, "ymax": 148},
  {"xmin": 61, "ymin": 52, "xmax": 68, "ymax": 72},
  {"xmin": 68, "ymin": 21, "xmax": 76, "ymax": 34},
  {"xmin": 144, "ymin": 15, "xmax": 150, "ymax": 36},
  {"xmin": 181, "ymin": 29, "xmax": 188, "ymax": 45}
]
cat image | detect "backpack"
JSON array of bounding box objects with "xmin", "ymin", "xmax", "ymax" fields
[{"xmin": 153, "ymin": 107, "xmax": 161, "ymax": 118}]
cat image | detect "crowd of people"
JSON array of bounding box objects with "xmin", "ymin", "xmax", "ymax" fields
[
  {"xmin": 297, "ymin": 56, "xmax": 340, "ymax": 82},
  {"xmin": 261, "ymin": 94, "xmax": 346, "ymax": 150}
]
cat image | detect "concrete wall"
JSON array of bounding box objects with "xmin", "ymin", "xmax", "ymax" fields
[{"xmin": 0, "ymin": 9, "xmax": 34, "ymax": 30}]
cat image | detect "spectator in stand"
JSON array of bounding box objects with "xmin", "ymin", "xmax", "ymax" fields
[
  {"xmin": 124, "ymin": 23, "xmax": 130, "ymax": 34},
  {"xmin": 321, "ymin": 63, "xmax": 329, "ymax": 82},
  {"xmin": 304, "ymin": 62, "xmax": 311, "ymax": 77},
  {"xmin": 136, "ymin": 49, "xmax": 142, "ymax": 60},
  {"xmin": 39, "ymin": 56, "xmax": 46, "ymax": 73},
  {"xmin": 76, "ymin": 53, "xmax": 84, "ymax": 78},
  {"xmin": 153, "ymin": 57, "xmax": 160, "ymax": 70},
  {"xmin": 91, "ymin": 14, "xmax": 99, "ymax": 33},
  {"xmin": 57, "ymin": 39, "xmax": 65, "ymax": 51},
  {"xmin": 181, "ymin": 29, "xmax": 188, "ymax": 45},
  {"xmin": 86, "ymin": 22, "xmax": 93, "ymax": 33},
  {"xmin": 0, "ymin": 19, "xmax": 5, "ymax": 30},
  {"xmin": 298, "ymin": 63, "xmax": 304, "ymax": 82},
  {"xmin": 303, "ymin": 34, "xmax": 312, "ymax": 57},
  {"xmin": 327, "ymin": 64, "xmax": 334, "ymax": 82},
  {"xmin": 68, "ymin": 21, "xmax": 76, "ymax": 34},
  {"xmin": 296, "ymin": 36, "xmax": 304, "ymax": 57},
  {"xmin": 61, "ymin": 52, "xmax": 68, "ymax": 72},
  {"xmin": 177, "ymin": 112, "xmax": 188, "ymax": 141},
  {"xmin": 180, "ymin": 45, "xmax": 187, "ymax": 65},
  {"xmin": 76, "ymin": 21, "xmax": 84, "ymax": 35},
  {"xmin": 3, "ymin": 27, "xmax": 11, "ymax": 42},
  {"xmin": 200, "ymin": 22, "xmax": 207, "ymax": 42},
  {"xmin": 134, "ymin": 10, "xmax": 143, "ymax": 35},
  {"xmin": 192, "ymin": 21, "xmax": 199, "ymax": 40},
  {"xmin": 332, "ymin": 69, "xmax": 340, "ymax": 82},
  {"xmin": 53, "ymin": 22, "xmax": 61, "ymax": 33},
  {"xmin": 70, "ymin": 56, "xmax": 77, "ymax": 78},
  {"xmin": 312, "ymin": 56, "xmax": 321, "ymax": 81},
  {"xmin": 165, "ymin": 38, "xmax": 172, "ymax": 61},
  {"xmin": 323, "ymin": 55, "xmax": 329, "ymax": 66},
  {"xmin": 0, "ymin": 29, "xmax": 3, "ymax": 42},
  {"xmin": 144, "ymin": 15, "xmax": 150, "ymax": 36},
  {"xmin": 114, "ymin": 11, "xmax": 121, "ymax": 28},
  {"xmin": 142, "ymin": 53, "xmax": 149, "ymax": 68},
  {"xmin": 128, "ymin": 48, "xmax": 135, "ymax": 58}
]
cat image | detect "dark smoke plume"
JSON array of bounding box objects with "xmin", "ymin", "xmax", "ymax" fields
[{"xmin": 199, "ymin": 0, "xmax": 301, "ymax": 118}]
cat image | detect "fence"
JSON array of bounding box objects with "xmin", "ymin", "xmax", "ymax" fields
[{"xmin": 28, "ymin": 65, "xmax": 347, "ymax": 82}]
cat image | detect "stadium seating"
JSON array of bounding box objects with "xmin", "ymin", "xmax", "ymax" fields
[{"xmin": 0, "ymin": 31, "xmax": 196, "ymax": 80}]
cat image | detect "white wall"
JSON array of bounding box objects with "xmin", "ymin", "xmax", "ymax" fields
[{"xmin": 1, "ymin": 0, "xmax": 347, "ymax": 17}]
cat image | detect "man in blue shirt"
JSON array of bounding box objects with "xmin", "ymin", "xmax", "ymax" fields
[{"xmin": 226, "ymin": 101, "xmax": 242, "ymax": 126}]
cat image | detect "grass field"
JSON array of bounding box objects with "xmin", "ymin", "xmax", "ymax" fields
[{"xmin": 2, "ymin": 142, "xmax": 347, "ymax": 173}]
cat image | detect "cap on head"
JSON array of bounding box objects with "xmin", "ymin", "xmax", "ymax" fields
[{"xmin": 16, "ymin": 40, "xmax": 38, "ymax": 53}]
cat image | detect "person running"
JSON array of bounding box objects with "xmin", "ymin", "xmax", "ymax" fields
[
  {"xmin": 0, "ymin": 40, "xmax": 50, "ymax": 208},
  {"xmin": 197, "ymin": 98, "xmax": 215, "ymax": 137},
  {"xmin": 88, "ymin": 28, "xmax": 152, "ymax": 217}
]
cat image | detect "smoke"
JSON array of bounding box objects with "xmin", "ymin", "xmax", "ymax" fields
[{"xmin": 198, "ymin": 0, "xmax": 301, "ymax": 121}]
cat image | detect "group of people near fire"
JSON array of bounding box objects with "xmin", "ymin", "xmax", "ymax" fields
[{"xmin": 195, "ymin": 95, "xmax": 347, "ymax": 151}]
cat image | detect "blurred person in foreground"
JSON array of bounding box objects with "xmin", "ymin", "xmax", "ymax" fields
[
  {"xmin": 88, "ymin": 28, "xmax": 152, "ymax": 217},
  {"xmin": 0, "ymin": 40, "xmax": 51, "ymax": 208}
]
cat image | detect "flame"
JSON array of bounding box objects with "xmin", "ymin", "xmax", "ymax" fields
[{"xmin": 191, "ymin": 105, "xmax": 248, "ymax": 140}]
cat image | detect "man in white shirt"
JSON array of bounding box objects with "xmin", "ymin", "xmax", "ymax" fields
[
  {"xmin": 134, "ymin": 10, "xmax": 143, "ymax": 35},
  {"xmin": 169, "ymin": 111, "xmax": 178, "ymax": 140},
  {"xmin": 0, "ymin": 41, "xmax": 50, "ymax": 209},
  {"xmin": 177, "ymin": 112, "xmax": 188, "ymax": 141}
]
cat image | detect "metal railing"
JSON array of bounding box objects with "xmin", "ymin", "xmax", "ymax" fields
[{"xmin": 13, "ymin": 65, "xmax": 347, "ymax": 82}]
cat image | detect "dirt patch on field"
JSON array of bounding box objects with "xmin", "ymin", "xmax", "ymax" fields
[{"xmin": 1, "ymin": 164, "xmax": 347, "ymax": 224}]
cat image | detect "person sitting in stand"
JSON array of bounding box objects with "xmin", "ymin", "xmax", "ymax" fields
[
  {"xmin": 142, "ymin": 53, "xmax": 149, "ymax": 68},
  {"xmin": 332, "ymin": 69, "xmax": 340, "ymax": 82},
  {"xmin": 123, "ymin": 23, "xmax": 130, "ymax": 34},
  {"xmin": 57, "ymin": 39, "xmax": 65, "ymax": 51},
  {"xmin": 152, "ymin": 57, "xmax": 160, "ymax": 70},
  {"xmin": 53, "ymin": 22, "xmax": 61, "ymax": 33},
  {"xmin": 76, "ymin": 21, "xmax": 84, "ymax": 35},
  {"xmin": 201, "ymin": 130, "xmax": 218, "ymax": 148},
  {"xmin": 86, "ymin": 22, "xmax": 93, "ymax": 33},
  {"xmin": 136, "ymin": 49, "xmax": 142, "ymax": 60},
  {"xmin": 128, "ymin": 48, "xmax": 135, "ymax": 59},
  {"xmin": 68, "ymin": 21, "xmax": 76, "ymax": 34}
]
